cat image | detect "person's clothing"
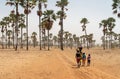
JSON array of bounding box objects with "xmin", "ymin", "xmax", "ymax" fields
[
  {"xmin": 76, "ymin": 52, "xmax": 80, "ymax": 58},
  {"xmin": 76, "ymin": 52, "xmax": 81, "ymax": 67},
  {"xmin": 76, "ymin": 58, "xmax": 80, "ymax": 63},
  {"xmin": 87, "ymin": 60, "xmax": 90, "ymax": 64},
  {"xmin": 87, "ymin": 55, "xmax": 91, "ymax": 66},
  {"xmin": 82, "ymin": 53, "xmax": 86, "ymax": 66},
  {"xmin": 87, "ymin": 56, "xmax": 91, "ymax": 60},
  {"xmin": 79, "ymin": 46, "xmax": 82, "ymax": 52},
  {"xmin": 82, "ymin": 54, "xmax": 86, "ymax": 59}
]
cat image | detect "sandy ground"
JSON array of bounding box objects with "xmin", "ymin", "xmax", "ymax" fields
[{"xmin": 0, "ymin": 47, "xmax": 120, "ymax": 79}]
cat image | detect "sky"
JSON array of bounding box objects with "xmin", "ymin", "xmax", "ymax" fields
[{"xmin": 0, "ymin": 0, "xmax": 120, "ymax": 44}]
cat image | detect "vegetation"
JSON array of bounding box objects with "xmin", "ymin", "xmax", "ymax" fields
[
  {"xmin": 99, "ymin": 17, "xmax": 116, "ymax": 49},
  {"xmin": 80, "ymin": 18, "xmax": 89, "ymax": 49},
  {"xmin": 36, "ymin": 0, "xmax": 47, "ymax": 50},
  {"xmin": 56, "ymin": 0, "xmax": 69, "ymax": 50},
  {"xmin": 0, "ymin": 0, "xmax": 120, "ymax": 51}
]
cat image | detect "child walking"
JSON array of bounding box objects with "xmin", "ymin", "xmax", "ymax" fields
[
  {"xmin": 82, "ymin": 53, "xmax": 86, "ymax": 66},
  {"xmin": 87, "ymin": 54, "xmax": 91, "ymax": 66}
]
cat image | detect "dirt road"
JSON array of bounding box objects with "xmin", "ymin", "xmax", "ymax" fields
[{"xmin": 0, "ymin": 48, "xmax": 119, "ymax": 79}]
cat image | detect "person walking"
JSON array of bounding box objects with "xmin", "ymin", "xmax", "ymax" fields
[
  {"xmin": 87, "ymin": 54, "xmax": 91, "ymax": 66},
  {"xmin": 75, "ymin": 49, "xmax": 81, "ymax": 67},
  {"xmin": 82, "ymin": 53, "xmax": 86, "ymax": 66}
]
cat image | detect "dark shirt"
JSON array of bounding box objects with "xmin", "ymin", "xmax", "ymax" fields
[
  {"xmin": 87, "ymin": 56, "xmax": 91, "ymax": 60},
  {"xmin": 76, "ymin": 52, "xmax": 80, "ymax": 57}
]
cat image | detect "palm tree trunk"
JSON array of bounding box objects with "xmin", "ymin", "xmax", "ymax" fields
[
  {"xmin": 44, "ymin": 29, "xmax": 46, "ymax": 49},
  {"xmin": 47, "ymin": 30, "xmax": 49, "ymax": 50},
  {"xmin": 39, "ymin": 17, "xmax": 42, "ymax": 50},
  {"xmin": 8, "ymin": 38, "xmax": 10, "ymax": 48},
  {"xmin": 103, "ymin": 34, "xmax": 105, "ymax": 50},
  {"xmin": 33, "ymin": 37, "xmax": 35, "ymax": 48},
  {"xmin": 15, "ymin": 2, "xmax": 18, "ymax": 51},
  {"xmin": 106, "ymin": 36, "xmax": 108, "ymax": 49},
  {"xmin": 119, "ymin": 39, "xmax": 120, "ymax": 48},
  {"xmin": 6, "ymin": 27, "xmax": 7, "ymax": 49},
  {"xmin": 26, "ymin": 14, "xmax": 28, "ymax": 50},
  {"xmin": 85, "ymin": 29, "xmax": 89, "ymax": 49},
  {"xmin": 70, "ymin": 40, "xmax": 72, "ymax": 49},
  {"xmin": 38, "ymin": 2, "xmax": 42, "ymax": 50},
  {"xmin": 26, "ymin": 0, "xmax": 29, "ymax": 50},
  {"xmin": 60, "ymin": 6, "xmax": 64, "ymax": 50},
  {"xmin": 12, "ymin": 24, "xmax": 14, "ymax": 48},
  {"xmin": 2, "ymin": 32, "xmax": 4, "ymax": 49},
  {"xmin": 21, "ymin": 28, "xmax": 23, "ymax": 48},
  {"xmin": 110, "ymin": 34, "xmax": 112, "ymax": 49}
]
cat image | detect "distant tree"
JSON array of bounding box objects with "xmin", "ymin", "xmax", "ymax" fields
[
  {"xmin": 56, "ymin": 0, "xmax": 69, "ymax": 50},
  {"xmin": 64, "ymin": 31, "xmax": 69, "ymax": 47},
  {"xmin": 118, "ymin": 34, "xmax": 120, "ymax": 48},
  {"xmin": 69, "ymin": 37, "xmax": 73, "ymax": 49},
  {"xmin": 20, "ymin": 0, "xmax": 36, "ymax": 50},
  {"xmin": 88, "ymin": 34, "xmax": 93, "ymax": 48},
  {"xmin": 49, "ymin": 33, "xmax": 53, "ymax": 47},
  {"xmin": 73, "ymin": 34, "xmax": 76, "ymax": 47},
  {"xmin": 53, "ymin": 35, "xmax": 58, "ymax": 47},
  {"xmin": 23, "ymin": 33, "xmax": 27, "ymax": 45},
  {"xmin": 9, "ymin": 10, "xmax": 16, "ymax": 48},
  {"xmin": 36, "ymin": 0, "xmax": 47, "ymax": 50},
  {"xmin": 7, "ymin": 30, "xmax": 12, "ymax": 48},
  {"xmin": 2, "ymin": 17, "xmax": 10, "ymax": 49},
  {"xmin": 80, "ymin": 18, "xmax": 89, "ymax": 49},
  {"xmin": 99, "ymin": 19, "xmax": 108, "ymax": 50},
  {"xmin": 18, "ymin": 14, "xmax": 25, "ymax": 48},
  {"xmin": 107, "ymin": 17, "xmax": 115, "ymax": 48},
  {"xmin": 6, "ymin": 0, "xmax": 22, "ymax": 51},
  {"xmin": 31, "ymin": 32, "xmax": 37, "ymax": 47},
  {"xmin": 0, "ymin": 21, "xmax": 6, "ymax": 49},
  {"xmin": 43, "ymin": 10, "xmax": 56, "ymax": 50}
]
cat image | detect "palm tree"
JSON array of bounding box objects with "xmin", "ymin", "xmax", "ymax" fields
[
  {"xmin": 76, "ymin": 37, "xmax": 80, "ymax": 47},
  {"xmin": 41, "ymin": 19, "xmax": 46, "ymax": 49},
  {"xmin": 53, "ymin": 35, "xmax": 58, "ymax": 47},
  {"xmin": 20, "ymin": 0, "xmax": 36, "ymax": 50},
  {"xmin": 9, "ymin": 10, "xmax": 16, "ymax": 48},
  {"xmin": 99, "ymin": 19, "xmax": 108, "ymax": 50},
  {"xmin": 80, "ymin": 36, "xmax": 83, "ymax": 45},
  {"xmin": 57, "ymin": 31, "xmax": 61, "ymax": 48},
  {"xmin": 88, "ymin": 34, "xmax": 93, "ymax": 48},
  {"xmin": 69, "ymin": 37, "xmax": 73, "ymax": 49},
  {"xmin": 106, "ymin": 32, "xmax": 110, "ymax": 48},
  {"xmin": 107, "ymin": 17, "xmax": 116, "ymax": 48},
  {"xmin": 43, "ymin": 10, "xmax": 56, "ymax": 50},
  {"xmin": 0, "ymin": 21, "xmax": 6, "ymax": 49},
  {"xmin": 23, "ymin": 33, "xmax": 27, "ymax": 46},
  {"xmin": 18, "ymin": 14, "xmax": 25, "ymax": 48},
  {"xmin": 2, "ymin": 16, "xmax": 10, "ymax": 49},
  {"xmin": 64, "ymin": 31, "xmax": 69, "ymax": 47},
  {"xmin": 112, "ymin": 0, "xmax": 120, "ymax": 17},
  {"xmin": 49, "ymin": 33, "xmax": 53, "ymax": 47},
  {"xmin": 56, "ymin": 0, "xmax": 69, "ymax": 50},
  {"xmin": 6, "ymin": 0, "xmax": 23, "ymax": 50},
  {"xmin": 36, "ymin": 0, "xmax": 47, "ymax": 50},
  {"xmin": 118, "ymin": 34, "xmax": 120, "ymax": 48},
  {"xmin": 80, "ymin": 18, "xmax": 89, "ymax": 49},
  {"xmin": 31, "ymin": 32, "xmax": 37, "ymax": 47},
  {"xmin": 112, "ymin": 32, "xmax": 118, "ymax": 48},
  {"xmin": 7, "ymin": 30, "xmax": 12, "ymax": 48}
]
